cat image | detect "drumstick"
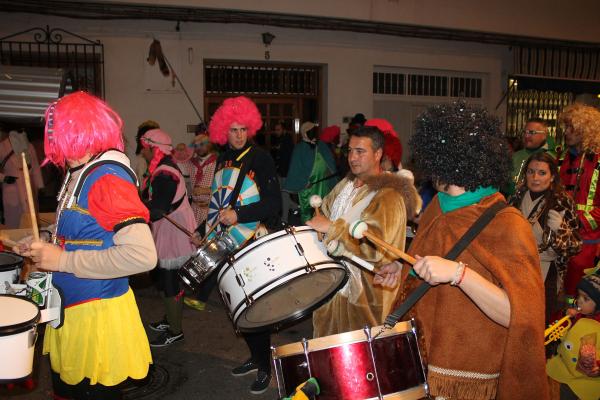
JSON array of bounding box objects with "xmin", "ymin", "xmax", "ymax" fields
[
  {"xmin": 327, "ymin": 239, "xmax": 375, "ymax": 271},
  {"xmin": 161, "ymin": 213, "xmax": 193, "ymax": 237},
  {"xmin": 349, "ymin": 220, "xmax": 416, "ymax": 265},
  {"xmin": 22, "ymin": 153, "xmax": 39, "ymax": 241},
  {"xmin": 309, "ymin": 195, "xmax": 324, "ymax": 241},
  {"xmin": 195, "ymin": 206, "xmax": 230, "ymax": 247}
]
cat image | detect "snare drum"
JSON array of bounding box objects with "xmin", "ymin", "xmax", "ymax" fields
[
  {"xmin": 0, "ymin": 294, "xmax": 40, "ymax": 382},
  {"xmin": 0, "ymin": 252, "xmax": 24, "ymax": 289},
  {"xmin": 218, "ymin": 226, "xmax": 347, "ymax": 332},
  {"xmin": 179, "ymin": 232, "xmax": 237, "ymax": 291},
  {"xmin": 272, "ymin": 320, "xmax": 427, "ymax": 400}
]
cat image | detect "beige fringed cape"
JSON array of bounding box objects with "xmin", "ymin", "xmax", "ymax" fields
[
  {"xmin": 401, "ymin": 193, "xmax": 549, "ymax": 400},
  {"xmin": 312, "ymin": 173, "xmax": 421, "ymax": 338}
]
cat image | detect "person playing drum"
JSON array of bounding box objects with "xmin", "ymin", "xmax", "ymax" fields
[
  {"xmin": 306, "ymin": 124, "xmax": 421, "ymax": 337},
  {"xmin": 15, "ymin": 91, "xmax": 157, "ymax": 399},
  {"xmin": 207, "ymin": 96, "xmax": 281, "ymax": 395},
  {"xmin": 375, "ymin": 102, "xmax": 549, "ymax": 399}
]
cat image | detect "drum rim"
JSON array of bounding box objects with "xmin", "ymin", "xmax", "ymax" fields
[
  {"xmin": 0, "ymin": 251, "xmax": 24, "ymax": 272},
  {"xmin": 230, "ymin": 263, "xmax": 348, "ymax": 332},
  {"xmin": 228, "ymin": 225, "xmax": 314, "ymax": 261},
  {"xmin": 272, "ymin": 320, "xmax": 415, "ymax": 358},
  {"xmin": 0, "ymin": 294, "xmax": 40, "ymax": 336}
]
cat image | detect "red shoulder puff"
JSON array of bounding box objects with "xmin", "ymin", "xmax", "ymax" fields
[{"xmin": 88, "ymin": 174, "xmax": 150, "ymax": 231}]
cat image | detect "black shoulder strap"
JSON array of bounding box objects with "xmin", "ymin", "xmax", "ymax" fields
[
  {"xmin": 383, "ymin": 200, "xmax": 508, "ymax": 327},
  {"xmin": 228, "ymin": 147, "xmax": 256, "ymax": 209},
  {"xmin": 0, "ymin": 150, "xmax": 14, "ymax": 170}
]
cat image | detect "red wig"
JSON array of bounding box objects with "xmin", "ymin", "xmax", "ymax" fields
[
  {"xmin": 365, "ymin": 118, "xmax": 397, "ymax": 138},
  {"xmin": 208, "ymin": 96, "xmax": 263, "ymax": 145},
  {"xmin": 366, "ymin": 118, "xmax": 402, "ymax": 165},
  {"xmin": 44, "ymin": 91, "xmax": 124, "ymax": 168},
  {"xmin": 383, "ymin": 134, "xmax": 403, "ymax": 167},
  {"xmin": 320, "ymin": 125, "xmax": 341, "ymax": 144}
]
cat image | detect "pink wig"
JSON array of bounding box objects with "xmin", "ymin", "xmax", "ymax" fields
[
  {"xmin": 140, "ymin": 128, "xmax": 173, "ymax": 175},
  {"xmin": 44, "ymin": 91, "xmax": 124, "ymax": 168},
  {"xmin": 208, "ymin": 96, "xmax": 263, "ymax": 145}
]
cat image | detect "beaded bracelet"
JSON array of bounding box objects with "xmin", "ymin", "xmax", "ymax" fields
[
  {"xmin": 456, "ymin": 264, "xmax": 467, "ymax": 286},
  {"xmin": 450, "ymin": 261, "xmax": 466, "ymax": 286}
]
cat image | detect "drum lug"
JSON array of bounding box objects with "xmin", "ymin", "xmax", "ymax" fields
[
  {"xmin": 235, "ymin": 274, "xmax": 246, "ymax": 288},
  {"xmin": 301, "ymin": 338, "xmax": 313, "ymax": 377},
  {"xmin": 28, "ymin": 325, "xmax": 38, "ymax": 348}
]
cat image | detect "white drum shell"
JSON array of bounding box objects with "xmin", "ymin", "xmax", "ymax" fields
[
  {"xmin": 218, "ymin": 226, "xmax": 346, "ymax": 330},
  {"xmin": 0, "ymin": 252, "xmax": 23, "ymax": 292},
  {"xmin": 0, "ymin": 295, "xmax": 40, "ymax": 381}
]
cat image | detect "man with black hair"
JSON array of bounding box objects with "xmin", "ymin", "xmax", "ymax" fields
[{"xmin": 307, "ymin": 125, "xmax": 420, "ymax": 337}]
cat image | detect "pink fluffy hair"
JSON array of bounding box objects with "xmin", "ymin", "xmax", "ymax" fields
[
  {"xmin": 44, "ymin": 91, "xmax": 124, "ymax": 168},
  {"xmin": 208, "ymin": 96, "xmax": 263, "ymax": 145}
]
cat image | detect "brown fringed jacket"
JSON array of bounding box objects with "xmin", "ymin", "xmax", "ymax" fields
[
  {"xmin": 402, "ymin": 193, "xmax": 549, "ymax": 400},
  {"xmin": 312, "ymin": 172, "xmax": 421, "ymax": 337}
]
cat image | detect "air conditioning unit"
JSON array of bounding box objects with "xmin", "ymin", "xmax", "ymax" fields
[{"xmin": 0, "ymin": 66, "xmax": 70, "ymax": 125}]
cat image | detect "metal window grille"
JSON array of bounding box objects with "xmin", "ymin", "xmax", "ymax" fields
[
  {"xmin": 0, "ymin": 25, "xmax": 104, "ymax": 97},
  {"xmin": 205, "ymin": 62, "xmax": 319, "ymax": 96},
  {"xmin": 373, "ymin": 71, "xmax": 482, "ymax": 99}
]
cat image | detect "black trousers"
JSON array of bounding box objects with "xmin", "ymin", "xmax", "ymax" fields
[
  {"xmin": 51, "ymin": 370, "xmax": 121, "ymax": 400},
  {"xmin": 242, "ymin": 330, "xmax": 272, "ymax": 373}
]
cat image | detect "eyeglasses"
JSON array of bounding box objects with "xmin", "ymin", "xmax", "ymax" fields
[{"xmin": 523, "ymin": 129, "xmax": 546, "ymax": 136}]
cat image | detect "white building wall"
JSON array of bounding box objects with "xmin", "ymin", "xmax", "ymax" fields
[{"xmin": 1, "ymin": 12, "xmax": 513, "ymax": 158}]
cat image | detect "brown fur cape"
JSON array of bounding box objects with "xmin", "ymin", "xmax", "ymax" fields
[{"xmin": 312, "ymin": 172, "xmax": 421, "ymax": 337}]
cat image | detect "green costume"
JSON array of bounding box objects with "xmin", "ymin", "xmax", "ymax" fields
[{"xmin": 284, "ymin": 141, "xmax": 338, "ymax": 223}]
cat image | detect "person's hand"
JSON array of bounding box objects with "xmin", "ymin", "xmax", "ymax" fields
[
  {"xmin": 306, "ymin": 214, "xmax": 332, "ymax": 233},
  {"xmin": 565, "ymin": 307, "xmax": 579, "ymax": 318},
  {"xmin": 577, "ymin": 343, "xmax": 600, "ymax": 377},
  {"xmin": 219, "ymin": 208, "xmax": 238, "ymax": 226},
  {"xmin": 412, "ymin": 255, "xmax": 458, "ymax": 286},
  {"xmin": 373, "ymin": 261, "xmax": 402, "ymax": 288},
  {"xmin": 13, "ymin": 234, "xmax": 36, "ymax": 256},
  {"xmin": 547, "ymin": 209, "xmax": 563, "ymax": 232},
  {"xmin": 29, "ymin": 241, "xmax": 63, "ymax": 272},
  {"xmin": 3, "ymin": 176, "xmax": 17, "ymax": 184},
  {"xmin": 190, "ymin": 231, "xmax": 203, "ymax": 247}
]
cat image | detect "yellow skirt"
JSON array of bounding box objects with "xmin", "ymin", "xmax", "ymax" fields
[{"xmin": 43, "ymin": 288, "xmax": 152, "ymax": 386}]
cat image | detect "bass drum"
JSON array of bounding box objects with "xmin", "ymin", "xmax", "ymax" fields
[
  {"xmin": 218, "ymin": 226, "xmax": 347, "ymax": 332},
  {"xmin": 272, "ymin": 320, "xmax": 428, "ymax": 400}
]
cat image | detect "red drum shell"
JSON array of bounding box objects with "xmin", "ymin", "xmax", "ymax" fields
[{"xmin": 272, "ymin": 321, "xmax": 426, "ymax": 400}]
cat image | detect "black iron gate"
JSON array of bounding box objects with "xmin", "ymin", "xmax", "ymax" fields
[{"xmin": 0, "ymin": 25, "xmax": 104, "ymax": 97}]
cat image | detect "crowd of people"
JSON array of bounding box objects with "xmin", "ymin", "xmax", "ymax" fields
[{"xmin": 7, "ymin": 90, "xmax": 600, "ymax": 400}]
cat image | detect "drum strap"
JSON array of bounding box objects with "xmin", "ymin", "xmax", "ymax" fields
[
  {"xmin": 228, "ymin": 146, "xmax": 257, "ymax": 209},
  {"xmin": 383, "ymin": 201, "xmax": 508, "ymax": 328}
]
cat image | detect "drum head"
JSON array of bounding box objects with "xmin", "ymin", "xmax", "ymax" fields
[
  {"xmin": 0, "ymin": 252, "xmax": 23, "ymax": 272},
  {"xmin": 0, "ymin": 295, "xmax": 40, "ymax": 336},
  {"xmin": 236, "ymin": 267, "xmax": 347, "ymax": 332}
]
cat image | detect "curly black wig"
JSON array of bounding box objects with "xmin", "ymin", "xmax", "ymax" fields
[{"xmin": 409, "ymin": 102, "xmax": 511, "ymax": 192}]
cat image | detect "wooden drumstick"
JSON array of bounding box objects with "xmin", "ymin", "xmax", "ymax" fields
[
  {"xmin": 22, "ymin": 152, "xmax": 39, "ymax": 241},
  {"xmin": 349, "ymin": 220, "xmax": 416, "ymax": 265},
  {"xmin": 309, "ymin": 195, "xmax": 324, "ymax": 241},
  {"xmin": 161, "ymin": 213, "xmax": 193, "ymax": 237}
]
